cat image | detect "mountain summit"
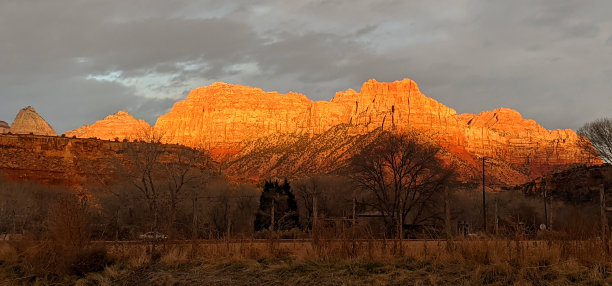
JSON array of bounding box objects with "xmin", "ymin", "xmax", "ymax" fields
[
  {"xmin": 9, "ymin": 106, "xmax": 57, "ymax": 136},
  {"xmin": 65, "ymin": 110, "xmax": 151, "ymax": 140}
]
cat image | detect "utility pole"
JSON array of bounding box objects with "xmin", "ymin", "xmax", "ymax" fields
[
  {"xmin": 544, "ymin": 190, "xmax": 548, "ymax": 229},
  {"xmin": 399, "ymin": 206, "xmax": 403, "ymax": 255},
  {"xmin": 399, "ymin": 204, "xmax": 403, "ymax": 241},
  {"xmin": 312, "ymin": 195, "xmax": 318, "ymax": 230},
  {"xmin": 494, "ymin": 198, "xmax": 499, "ymax": 236},
  {"xmin": 482, "ymin": 157, "xmax": 487, "ymax": 233},
  {"xmin": 192, "ymin": 196, "xmax": 198, "ymax": 240},
  {"xmin": 549, "ymin": 193, "xmax": 553, "ymax": 230},
  {"xmin": 190, "ymin": 196, "xmax": 198, "ymax": 258},
  {"xmin": 352, "ymin": 190, "xmax": 356, "ymax": 227},
  {"xmin": 270, "ymin": 197, "xmax": 275, "ymax": 232},
  {"xmin": 600, "ymin": 184, "xmax": 609, "ymax": 254},
  {"xmin": 226, "ymin": 210, "xmax": 232, "ymax": 241},
  {"xmin": 115, "ymin": 209, "xmax": 119, "ymax": 243},
  {"xmin": 444, "ymin": 186, "xmax": 452, "ymax": 239}
]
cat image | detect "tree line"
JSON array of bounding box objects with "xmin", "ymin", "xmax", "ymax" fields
[{"xmin": 0, "ymin": 116, "xmax": 611, "ymax": 242}]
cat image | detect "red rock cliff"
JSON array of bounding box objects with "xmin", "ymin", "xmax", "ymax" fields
[
  {"xmin": 458, "ymin": 108, "xmax": 591, "ymax": 177},
  {"xmin": 154, "ymin": 82, "xmax": 313, "ymax": 152},
  {"xmin": 152, "ymin": 79, "xmax": 596, "ymax": 182},
  {"xmin": 154, "ymin": 79, "xmax": 466, "ymax": 155}
]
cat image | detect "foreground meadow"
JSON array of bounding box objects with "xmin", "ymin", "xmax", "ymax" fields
[{"xmin": 1, "ymin": 238, "xmax": 612, "ymax": 285}]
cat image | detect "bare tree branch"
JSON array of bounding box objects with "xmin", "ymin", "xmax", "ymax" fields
[{"xmin": 577, "ymin": 117, "xmax": 612, "ymax": 164}]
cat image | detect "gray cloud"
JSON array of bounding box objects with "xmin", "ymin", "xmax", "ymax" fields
[{"xmin": 1, "ymin": 0, "xmax": 611, "ymax": 133}]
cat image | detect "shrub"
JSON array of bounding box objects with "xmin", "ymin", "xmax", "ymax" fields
[{"xmin": 70, "ymin": 247, "xmax": 112, "ymax": 277}]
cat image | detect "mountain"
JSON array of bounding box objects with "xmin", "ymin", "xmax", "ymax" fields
[
  {"xmin": 458, "ymin": 108, "xmax": 588, "ymax": 177},
  {"xmin": 65, "ymin": 110, "xmax": 151, "ymax": 141},
  {"xmin": 48, "ymin": 78, "xmax": 600, "ymax": 185},
  {"xmin": 9, "ymin": 106, "xmax": 57, "ymax": 136},
  {"xmin": 154, "ymin": 79, "xmax": 465, "ymax": 157},
  {"xmin": 0, "ymin": 121, "xmax": 9, "ymax": 134},
  {"xmin": 151, "ymin": 79, "xmax": 596, "ymax": 184}
]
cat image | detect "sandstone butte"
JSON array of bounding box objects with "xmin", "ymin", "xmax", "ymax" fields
[
  {"xmin": 0, "ymin": 121, "xmax": 9, "ymax": 134},
  {"xmin": 9, "ymin": 106, "xmax": 57, "ymax": 136},
  {"xmin": 65, "ymin": 110, "xmax": 151, "ymax": 141},
  {"xmin": 152, "ymin": 79, "xmax": 598, "ymax": 178}
]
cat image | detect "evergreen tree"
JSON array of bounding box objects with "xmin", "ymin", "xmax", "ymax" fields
[{"xmin": 254, "ymin": 179, "xmax": 299, "ymax": 232}]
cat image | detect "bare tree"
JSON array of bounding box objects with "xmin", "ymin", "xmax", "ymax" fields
[
  {"xmin": 294, "ymin": 176, "xmax": 354, "ymax": 229},
  {"xmin": 47, "ymin": 195, "xmax": 90, "ymax": 251},
  {"xmin": 0, "ymin": 174, "xmax": 65, "ymax": 237},
  {"xmin": 198, "ymin": 181, "xmax": 258, "ymax": 239},
  {"xmin": 350, "ymin": 132, "xmax": 454, "ymax": 237},
  {"xmin": 578, "ymin": 117, "xmax": 612, "ymax": 164},
  {"xmin": 163, "ymin": 145, "xmax": 212, "ymax": 228},
  {"xmin": 294, "ymin": 177, "xmax": 321, "ymax": 229},
  {"xmin": 115, "ymin": 129, "xmax": 166, "ymax": 231},
  {"xmin": 114, "ymin": 128, "xmax": 213, "ymax": 234}
]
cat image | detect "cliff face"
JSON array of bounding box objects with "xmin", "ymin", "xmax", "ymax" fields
[
  {"xmin": 152, "ymin": 79, "xmax": 595, "ymax": 183},
  {"xmin": 0, "ymin": 134, "xmax": 203, "ymax": 189},
  {"xmin": 65, "ymin": 110, "xmax": 151, "ymax": 141},
  {"xmin": 154, "ymin": 82, "xmax": 314, "ymax": 152},
  {"xmin": 9, "ymin": 106, "xmax": 57, "ymax": 136},
  {"xmin": 154, "ymin": 79, "xmax": 471, "ymax": 160},
  {"xmin": 458, "ymin": 108, "xmax": 590, "ymax": 177},
  {"xmin": 0, "ymin": 134, "xmax": 122, "ymax": 186},
  {"xmin": 329, "ymin": 79, "xmax": 471, "ymax": 162}
]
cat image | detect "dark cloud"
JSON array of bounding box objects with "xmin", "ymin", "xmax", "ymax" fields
[{"xmin": 1, "ymin": 0, "xmax": 611, "ymax": 133}]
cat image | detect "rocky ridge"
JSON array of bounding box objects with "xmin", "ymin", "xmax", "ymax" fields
[
  {"xmin": 151, "ymin": 79, "xmax": 596, "ymax": 183},
  {"xmin": 0, "ymin": 134, "xmax": 203, "ymax": 188},
  {"xmin": 3, "ymin": 79, "xmax": 599, "ymax": 188},
  {"xmin": 65, "ymin": 110, "xmax": 151, "ymax": 141},
  {"xmin": 0, "ymin": 121, "xmax": 9, "ymax": 134},
  {"xmin": 9, "ymin": 106, "xmax": 57, "ymax": 136}
]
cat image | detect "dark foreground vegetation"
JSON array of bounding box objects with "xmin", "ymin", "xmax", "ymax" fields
[
  {"xmin": 2, "ymin": 238, "xmax": 612, "ymax": 285},
  {"xmin": 1, "ymin": 170, "xmax": 611, "ymax": 285}
]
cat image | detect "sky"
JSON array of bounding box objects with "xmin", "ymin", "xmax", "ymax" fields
[{"xmin": 1, "ymin": 0, "xmax": 611, "ymax": 133}]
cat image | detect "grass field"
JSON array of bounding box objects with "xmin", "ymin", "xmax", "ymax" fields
[{"xmin": 2, "ymin": 238, "xmax": 612, "ymax": 285}]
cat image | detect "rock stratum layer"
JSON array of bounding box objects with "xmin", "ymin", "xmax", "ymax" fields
[
  {"xmin": 65, "ymin": 110, "xmax": 151, "ymax": 140},
  {"xmin": 9, "ymin": 106, "xmax": 57, "ymax": 136},
  {"xmin": 0, "ymin": 134, "xmax": 201, "ymax": 188},
  {"xmin": 150, "ymin": 79, "xmax": 597, "ymax": 184}
]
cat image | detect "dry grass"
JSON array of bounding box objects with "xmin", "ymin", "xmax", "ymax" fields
[{"xmin": 2, "ymin": 238, "xmax": 612, "ymax": 285}]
